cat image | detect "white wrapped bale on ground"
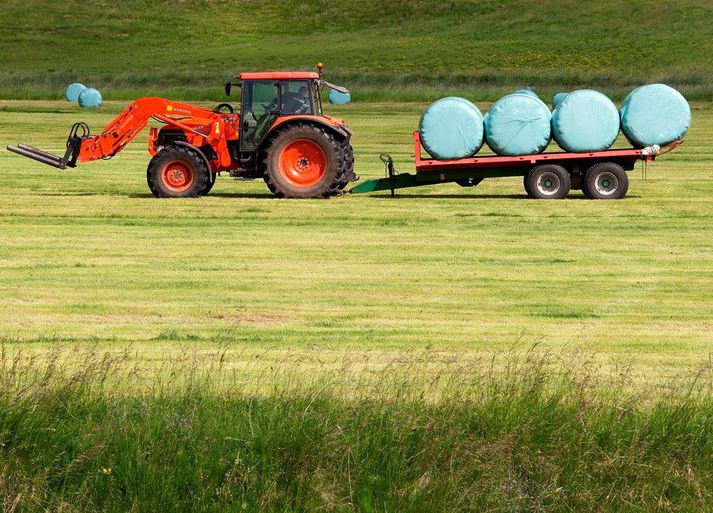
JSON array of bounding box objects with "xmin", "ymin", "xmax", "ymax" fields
[
  {"xmin": 619, "ymin": 84, "xmax": 691, "ymax": 147},
  {"xmin": 65, "ymin": 83, "xmax": 86, "ymax": 102},
  {"xmin": 78, "ymin": 88, "xmax": 102, "ymax": 108},
  {"xmin": 328, "ymin": 89, "xmax": 351, "ymax": 105},
  {"xmin": 419, "ymin": 97, "xmax": 484, "ymax": 159},
  {"xmin": 551, "ymin": 90, "xmax": 620, "ymax": 152},
  {"xmin": 484, "ymin": 93, "xmax": 551, "ymax": 156}
]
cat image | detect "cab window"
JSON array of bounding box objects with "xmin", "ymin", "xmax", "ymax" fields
[{"xmin": 280, "ymin": 80, "xmax": 314, "ymax": 115}]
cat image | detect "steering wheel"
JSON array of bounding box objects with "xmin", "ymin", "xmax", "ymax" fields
[{"xmin": 213, "ymin": 103, "xmax": 234, "ymax": 114}]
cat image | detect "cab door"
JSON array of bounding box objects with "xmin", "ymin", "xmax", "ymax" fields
[{"xmin": 240, "ymin": 80, "xmax": 280, "ymax": 152}]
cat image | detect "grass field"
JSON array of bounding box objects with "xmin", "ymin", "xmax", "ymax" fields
[
  {"xmin": 2, "ymin": 0, "xmax": 713, "ymax": 101},
  {"xmin": 1, "ymin": 99, "xmax": 712, "ymax": 380},
  {"xmin": 1, "ymin": 100, "xmax": 712, "ymax": 511}
]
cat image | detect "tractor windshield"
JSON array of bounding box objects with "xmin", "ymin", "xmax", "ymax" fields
[{"xmin": 240, "ymin": 80, "xmax": 280, "ymax": 151}]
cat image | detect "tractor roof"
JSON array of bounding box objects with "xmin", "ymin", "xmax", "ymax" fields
[{"xmin": 239, "ymin": 72, "xmax": 319, "ymax": 81}]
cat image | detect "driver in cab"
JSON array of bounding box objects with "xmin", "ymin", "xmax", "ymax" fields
[{"xmin": 282, "ymin": 86, "xmax": 311, "ymax": 115}]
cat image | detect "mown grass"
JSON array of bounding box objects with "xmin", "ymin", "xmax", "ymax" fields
[
  {"xmin": 1, "ymin": 0, "xmax": 713, "ymax": 101},
  {"xmin": 2, "ymin": 345, "xmax": 713, "ymax": 512},
  {"xmin": 0, "ymin": 100, "xmax": 711, "ymax": 384}
]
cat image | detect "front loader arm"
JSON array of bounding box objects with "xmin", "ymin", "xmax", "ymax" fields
[
  {"xmin": 77, "ymin": 98, "xmax": 219, "ymax": 162},
  {"xmin": 7, "ymin": 97, "xmax": 227, "ymax": 170}
]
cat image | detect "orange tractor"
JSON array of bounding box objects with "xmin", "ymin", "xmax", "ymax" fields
[{"xmin": 7, "ymin": 65, "xmax": 357, "ymax": 198}]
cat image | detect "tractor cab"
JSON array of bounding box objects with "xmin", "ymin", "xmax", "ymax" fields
[{"xmin": 235, "ymin": 72, "xmax": 323, "ymax": 151}]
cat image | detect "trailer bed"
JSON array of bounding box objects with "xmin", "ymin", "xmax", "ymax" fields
[{"xmin": 351, "ymin": 132, "xmax": 681, "ymax": 199}]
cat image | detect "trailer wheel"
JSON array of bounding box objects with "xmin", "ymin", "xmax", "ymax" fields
[
  {"xmin": 147, "ymin": 146, "xmax": 208, "ymax": 198},
  {"xmin": 583, "ymin": 162, "xmax": 628, "ymax": 199},
  {"xmin": 525, "ymin": 164, "xmax": 570, "ymax": 199},
  {"xmin": 263, "ymin": 124, "xmax": 343, "ymax": 198}
]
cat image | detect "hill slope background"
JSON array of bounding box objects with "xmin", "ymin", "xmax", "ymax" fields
[{"xmin": 1, "ymin": 0, "xmax": 712, "ymax": 101}]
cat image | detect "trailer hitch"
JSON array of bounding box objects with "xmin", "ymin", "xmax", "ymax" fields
[
  {"xmin": 7, "ymin": 122, "xmax": 89, "ymax": 170},
  {"xmin": 379, "ymin": 153, "xmax": 397, "ymax": 197}
]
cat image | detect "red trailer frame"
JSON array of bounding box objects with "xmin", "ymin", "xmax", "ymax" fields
[{"xmin": 351, "ymin": 132, "xmax": 682, "ymax": 199}]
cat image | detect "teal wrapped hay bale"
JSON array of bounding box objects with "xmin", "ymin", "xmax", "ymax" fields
[
  {"xmin": 328, "ymin": 89, "xmax": 351, "ymax": 105},
  {"xmin": 552, "ymin": 92, "xmax": 568, "ymax": 109},
  {"xmin": 65, "ymin": 83, "xmax": 86, "ymax": 102},
  {"xmin": 514, "ymin": 88, "xmax": 538, "ymax": 98},
  {"xmin": 419, "ymin": 97, "xmax": 484, "ymax": 159},
  {"xmin": 78, "ymin": 88, "xmax": 103, "ymax": 108},
  {"xmin": 551, "ymin": 90, "xmax": 619, "ymax": 152},
  {"xmin": 484, "ymin": 93, "xmax": 551, "ymax": 156},
  {"xmin": 619, "ymin": 84, "xmax": 691, "ymax": 147}
]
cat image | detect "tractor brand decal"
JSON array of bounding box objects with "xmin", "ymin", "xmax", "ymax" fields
[{"xmin": 166, "ymin": 105, "xmax": 192, "ymax": 115}]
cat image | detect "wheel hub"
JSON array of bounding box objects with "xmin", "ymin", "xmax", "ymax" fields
[
  {"xmin": 161, "ymin": 160, "xmax": 193, "ymax": 192},
  {"xmin": 537, "ymin": 171, "xmax": 560, "ymax": 196},
  {"xmin": 595, "ymin": 172, "xmax": 618, "ymax": 196},
  {"xmin": 278, "ymin": 139, "xmax": 327, "ymax": 188}
]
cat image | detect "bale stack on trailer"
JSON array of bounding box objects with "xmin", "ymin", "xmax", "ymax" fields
[{"xmin": 352, "ymin": 83, "xmax": 690, "ymax": 200}]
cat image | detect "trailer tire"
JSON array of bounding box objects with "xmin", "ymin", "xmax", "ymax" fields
[
  {"xmin": 583, "ymin": 162, "xmax": 628, "ymax": 199},
  {"xmin": 147, "ymin": 146, "xmax": 209, "ymax": 198},
  {"xmin": 525, "ymin": 164, "xmax": 570, "ymax": 199},
  {"xmin": 263, "ymin": 124, "xmax": 344, "ymax": 198}
]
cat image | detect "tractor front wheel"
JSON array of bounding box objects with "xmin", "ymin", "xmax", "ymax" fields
[
  {"xmin": 263, "ymin": 124, "xmax": 344, "ymax": 198},
  {"xmin": 147, "ymin": 146, "xmax": 209, "ymax": 198}
]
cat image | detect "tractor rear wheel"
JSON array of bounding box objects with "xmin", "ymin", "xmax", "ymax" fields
[
  {"xmin": 263, "ymin": 124, "xmax": 344, "ymax": 198},
  {"xmin": 147, "ymin": 146, "xmax": 208, "ymax": 198},
  {"xmin": 335, "ymin": 140, "xmax": 356, "ymax": 193}
]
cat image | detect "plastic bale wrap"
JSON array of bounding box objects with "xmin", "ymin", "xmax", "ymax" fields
[
  {"xmin": 419, "ymin": 97, "xmax": 484, "ymax": 159},
  {"xmin": 620, "ymin": 84, "xmax": 691, "ymax": 147},
  {"xmin": 484, "ymin": 93, "xmax": 551, "ymax": 156},
  {"xmin": 65, "ymin": 83, "xmax": 86, "ymax": 102},
  {"xmin": 552, "ymin": 92, "xmax": 568, "ymax": 109},
  {"xmin": 551, "ymin": 90, "xmax": 620, "ymax": 152},
  {"xmin": 328, "ymin": 89, "xmax": 351, "ymax": 105},
  {"xmin": 514, "ymin": 88, "xmax": 538, "ymax": 98},
  {"xmin": 78, "ymin": 88, "xmax": 103, "ymax": 108}
]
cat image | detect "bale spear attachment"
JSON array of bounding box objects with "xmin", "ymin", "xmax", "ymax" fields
[{"xmin": 7, "ymin": 122, "xmax": 89, "ymax": 169}]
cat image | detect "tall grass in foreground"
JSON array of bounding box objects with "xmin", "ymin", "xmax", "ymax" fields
[{"xmin": 1, "ymin": 346, "xmax": 712, "ymax": 512}]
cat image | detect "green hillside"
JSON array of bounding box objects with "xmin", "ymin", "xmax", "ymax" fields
[{"xmin": 1, "ymin": 0, "xmax": 713, "ymax": 101}]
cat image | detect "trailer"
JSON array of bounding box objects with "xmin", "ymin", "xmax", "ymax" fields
[{"xmin": 351, "ymin": 131, "xmax": 682, "ymax": 199}]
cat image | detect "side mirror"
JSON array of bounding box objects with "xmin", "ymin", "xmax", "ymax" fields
[{"xmin": 224, "ymin": 82, "xmax": 232, "ymax": 97}]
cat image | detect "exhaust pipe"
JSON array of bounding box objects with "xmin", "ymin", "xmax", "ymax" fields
[{"xmin": 6, "ymin": 144, "xmax": 65, "ymax": 168}]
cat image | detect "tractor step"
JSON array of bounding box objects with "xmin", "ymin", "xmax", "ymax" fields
[{"xmin": 6, "ymin": 122, "xmax": 89, "ymax": 170}]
